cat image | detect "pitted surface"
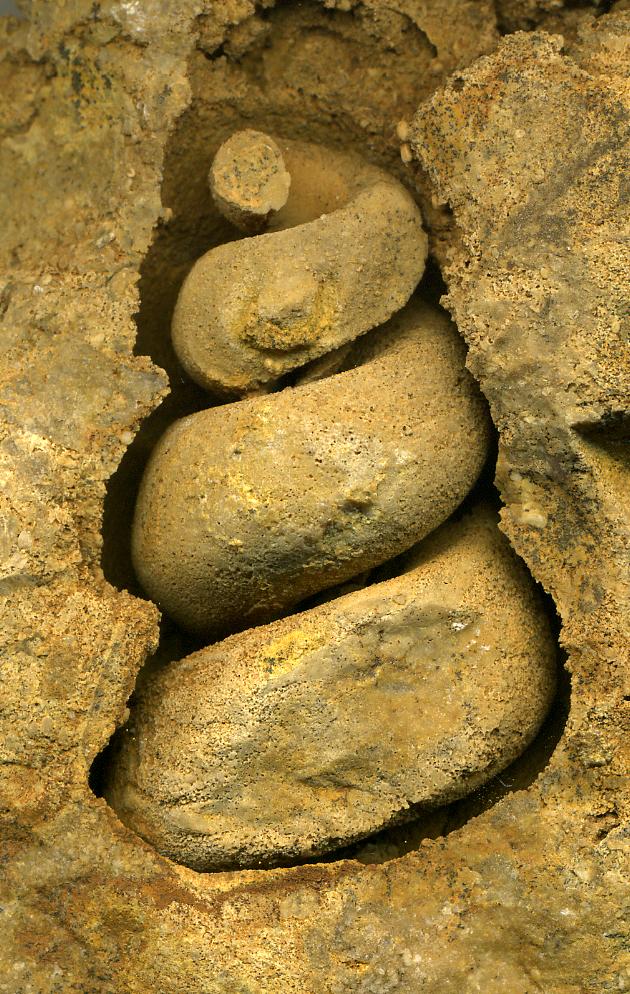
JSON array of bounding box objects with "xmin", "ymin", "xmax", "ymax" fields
[
  {"xmin": 134, "ymin": 299, "xmax": 491, "ymax": 639},
  {"xmin": 0, "ymin": 4, "xmax": 627, "ymax": 994},
  {"xmin": 110, "ymin": 504, "xmax": 556, "ymax": 870}
]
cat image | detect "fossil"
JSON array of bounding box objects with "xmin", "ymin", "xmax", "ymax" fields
[
  {"xmin": 171, "ymin": 131, "xmax": 428, "ymax": 395},
  {"xmin": 113, "ymin": 132, "xmax": 553, "ymax": 870},
  {"xmin": 133, "ymin": 294, "xmax": 491, "ymax": 640},
  {"xmin": 109, "ymin": 503, "xmax": 556, "ymax": 870}
]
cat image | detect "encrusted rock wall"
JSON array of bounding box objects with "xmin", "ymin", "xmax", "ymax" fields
[{"xmin": 0, "ymin": 2, "xmax": 628, "ymax": 992}]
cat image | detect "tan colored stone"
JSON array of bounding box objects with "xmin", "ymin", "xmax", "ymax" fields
[
  {"xmin": 172, "ymin": 136, "xmax": 428, "ymax": 395},
  {"xmin": 133, "ymin": 300, "xmax": 491, "ymax": 639},
  {"xmin": 209, "ymin": 129, "xmax": 291, "ymax": 232},
  {"xmin": 1, "ymin": 5, "xmax": 628, "ymax": 994},
  {"xmin": 108, "ymin": 503, "xmax": 556, "ymax": 870}
]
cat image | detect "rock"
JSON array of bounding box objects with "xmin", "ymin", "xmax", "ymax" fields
[
  {"xmin": 172, "ymin": 136, "xmax": 428, "ymax": 395},
  {"xmin": 133, "ymin": 300, "xmax": 491, "ymax": 639},
  {"xmin": 108, "ymin": 504, "xmax": 557, "ymax": 870},
  {"xmin": 209, "ymin": 129, "xmax": 291, "ymax": 232},
  {"xmin": 1, "ymin": 4, "xmax": 627, "ymax": 994}
]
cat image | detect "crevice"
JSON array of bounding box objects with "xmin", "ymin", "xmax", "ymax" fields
[{"xmin": 573, "ymin": 413, "xmax": 630, "ymax": 443}]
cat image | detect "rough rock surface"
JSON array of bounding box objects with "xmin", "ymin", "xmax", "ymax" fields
[
  {"xmin": 133, "ymin": 300, "xmax": 490, "ymax": 639},
  {"xmin": 0, "ymin": 4, "xmax": 628, "ymax": 994},
  {"xmin": 109, "ymin": 504, "xmax": 556, "ymax": 871},
  {"xmin": 209, "ymin": 129, "xmax": 291, "ymax": 232},
  {"xmin": 173, "ymin": 134, "xmax": 428, "ymax": 394}
]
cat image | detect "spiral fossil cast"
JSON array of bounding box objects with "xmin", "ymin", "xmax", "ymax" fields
[
  {"xmin": 133, "ymin": 298, "xmax": 491, "ymax": 640},
  {"xmin": 171, "ymin": 129, "xmax": 428, "ymax": 396},
  {"xmin": 109, "ymin": 131, "xmax": 556, "ymax": 870},
  {"xmin": 110, "ymin": 504, "xmax": 556, "ymax": 870}
]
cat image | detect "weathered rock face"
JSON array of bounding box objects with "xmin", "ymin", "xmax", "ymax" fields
[
  {"xmin": 410, "ymin": 24, "xmax": 630, "ymax": 627},
  {"xmin": 1, "ymin": 4, "xmax": 628, "ymax": 994},
  {"xmin": 109, "ymin": 504, "xmax": 556, "ymax": 870}
]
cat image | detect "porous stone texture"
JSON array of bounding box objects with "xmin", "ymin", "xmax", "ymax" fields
[
  {"xmin": 0, "ymin": 5, "xmax": 628, "ymax": 994},
  {"xmin": 209, "ymin": 129, "xmax": 291, "ymax": 232},
  {"xmin": 108, "ymin": 504, "xmax": 556, "ymax": 871},
  {"xmin": 133, "ymin": 300, "xmax": 490, "ymax": 639},
  {"xmin": 173, "ymin": 134, "xmax": 428, "ymax": 394}
]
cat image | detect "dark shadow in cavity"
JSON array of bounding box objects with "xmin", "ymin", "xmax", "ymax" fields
[{"xmin": 89, "ymin": 614, "xmax": 206, "ymax": 800}]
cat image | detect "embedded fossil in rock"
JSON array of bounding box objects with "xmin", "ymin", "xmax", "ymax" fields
[
  {"xmin": 172, "ymin": 130, "xmax": 428, "ymax": 395},
  {"xmin": 113, "ymin": 130, "xmax": 554, "ymax": 870},
  {"xmin": 108, "ymin": 504, "xmax": 556, "ymax": 870}
]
